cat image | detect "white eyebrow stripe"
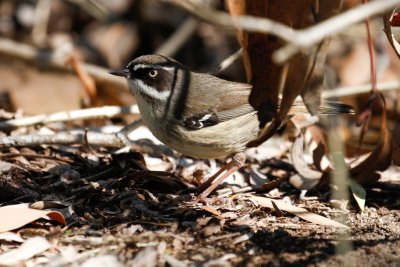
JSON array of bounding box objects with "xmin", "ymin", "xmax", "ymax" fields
[
  {"xmin": 132, "ymin": 64, "xmax": 148, "ymax": 71},
  {"xmin": 136, "ymin": 80, "xmax": 171, "ymax": 100},
  {"xmin": 132, "ymin": 64, "xmax": 175, "ymax": 71}
]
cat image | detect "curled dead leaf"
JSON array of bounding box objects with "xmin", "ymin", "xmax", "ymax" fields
[
  {"xmin": 391, "ymin": 124, "xmax": 400, "ymax": 166},
  {"xmin": 289, "ymin": 135, "xmax": 324, "ymax": 190},
  {"xmin": 0, "ymin": 203, "xmax": 66, "ymax": 233},
  {"xmin": 384, "ymin": 10, "xmax": 400, "ymax": 59},
  {"xmin": 350, "ymin": 95, "xmax": 392, "ymax": 185},
  {"xmin": 248, "ymin": 195, "xmax": 349, "ymax": 229}
]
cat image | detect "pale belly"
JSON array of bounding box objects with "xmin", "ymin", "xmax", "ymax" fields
[{"xmin": 135, "ymin": 95, "xmax": 259, "ymax": 159}]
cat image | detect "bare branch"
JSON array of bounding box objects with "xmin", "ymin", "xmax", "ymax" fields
[
  {"xmin": 155, "ymin": 18, "xmax": 199, "ymax": 57},
  {"xmin": 0, "ymin": 105, "xmax": 139, "ymax": 130},
  {"xmin": 274, "ymin": 0, "xmax": 400, "ymax": 63},
  {"xmin": 0, "ymin": 131, "xmax": 124, "ymax": 147},
  {"xmin": 116, "ymin": 119, "xmax": 143, "ymax": 145},
  {"xmin": 164, "ymin": 0, "xmax": 400, "ymax": 63},
  {"xmin": 322, "ymin": 81, "xmax": 400, "ymax": 99},
  {"xmin": 212, "ymin": 48, "xmax": 242, "ymax": 74},
  {"xmin": 164, "ymin": 0, "xmax": 296, "ymax": 43},
  {"xmin": 0, "ymin": 37, "xmax": 128, "ymax": 89}
]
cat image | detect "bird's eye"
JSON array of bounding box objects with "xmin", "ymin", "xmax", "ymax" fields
[{"xmin": 149, "ymin": 70, "xmax": 158, "ymax": 78}]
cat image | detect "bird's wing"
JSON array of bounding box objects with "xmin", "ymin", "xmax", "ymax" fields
[
  {"xmin": 175, "ymin": 72, "xmax": 354, "ymax": 130},
  {"xmin": 179, "ymin": 73, "xmax": 255, "ymax": 129}
]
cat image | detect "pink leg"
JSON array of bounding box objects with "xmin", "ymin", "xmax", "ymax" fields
[{"xmin": 197, "ymin": 152, "xmax": 246, "ymax": 199}]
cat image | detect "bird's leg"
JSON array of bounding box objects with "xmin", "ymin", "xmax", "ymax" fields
[{"xmin": 197, "ymin": 152, "xmax": 246, "ymax": 199}]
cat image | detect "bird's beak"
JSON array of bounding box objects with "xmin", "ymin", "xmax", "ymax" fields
[{"xmin": 109, "ymin": 68, "xmax": 130, "ymax": 77}]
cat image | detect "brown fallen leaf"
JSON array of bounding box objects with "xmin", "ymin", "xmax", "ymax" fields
[
  {"xmin": 0, "ymin": 203, "xmax": 66, "ymax": 233},
  {"xmin": 248, "ymin": 195, "xmax": 349, "ymax": 229},
  {"xmin": 289, "ymin": 134, "xmax": 324, "ymax": 190},
  {"xmin": 384, "ymin": 10, "xmax": 400, "ymax": 59},
  {"xmin": 392, "ymin": 124, "xmax": 400, "ymax": 166},
  {"xmin": 200, "ymin": 205, "xmax": 223, "ymax": 219},
  {"xmin": 350, "ymin": 94, "xmax": 392, "ymax": 185}
]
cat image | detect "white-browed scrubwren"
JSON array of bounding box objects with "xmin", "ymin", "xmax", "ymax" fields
[{"xmin": 110, "ymin": 55, "xmax": 354, "ymax": 199}]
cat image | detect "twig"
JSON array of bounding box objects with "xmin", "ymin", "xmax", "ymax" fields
[
  {"xmin": 0, "ymin": 37, "xmax": 128, "ymax": 90},
  {"xmin": 321, "ymin": 80, "xmax": 400, "ymax": 99},
  {"xmin": 116, "ymin": 119, "xmax": 143, "ymax": 145},
  {"xmin": 0, "ymin": 118, "xmax": 143, "ymax": 148},
  {"xmin": 0, "ymin": 105, "xmax": 139, "ymax": 130},
  {"xmin": 155, "ymin": 18, "xmax": 199, "ymax": 57},
  {"xmin": 32, "ymin": 0, "xmax": 51, "ymax": 45},
  {"xmin": 364, "ymin": 1, "xmax": 378, "ymax": 94},
  {"xmin": 0, "ymin": 131, "xmax": 125, "ymax": 147},
  {"xmin": 66, "ymin": 0, "xmax": 110, "ymax": 21},
  {"xmin": 165, "ymin": 0, "xmax": 400, "ymax": 63},
  {"xmin": 212, "ymin": 48, "xmax": 242, "ymax": 74},
  {"xmin": 274, "ymin": 0, "xmax": 400, "ymax": 63},
  {"xmin": 0, "ymin": 153, "xmax": 75, "ymax": 164},
  {"xmin": 164, "ymin": 0, "xmax": 295, "ymax": 42}
]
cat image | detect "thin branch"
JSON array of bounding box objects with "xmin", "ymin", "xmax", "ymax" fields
[
  {"xmin": 321, "ymin": 81, "xmax": 400, "ymax": 99},
  {"xmin": 0, "ymin": 131, "xmax": 125, "ymax": 147},
  {"xmin": 364, "ymin": 3, "xmax": 378, "ymax": 93},
  {"xmin": 212, "ymin": 48, "xmax": 242, "ymax": 74},
  {"xmin": 0, "ymin": 105, "xmax": 139, "ymax": 130},
  {"xmin": 274, "ymin": 0, "xmax": 400, "ymax": 63},
  {"xmin": 155, "ymin": 18, "xmax": 199, "ymax": 57},
  {"xmin": 164, "ymin": 0, "xmax": 296, "ymax": 43},
  {"xmin": 32, "ymin": 0, "xmax": 51, "ymax": 45},
  {"xmin": 116, "ymin": 119, "xmax": 143, "ymax": 145},
  {"xmin": 66, "ymin": 0, "xmax": 110, "ymax": 21},
  {"xmin": 0, "ymin": 37, "xmax": 128, "ymax": 90},
  {"xmin": 165, "ymin": 0, "xmax": 400, "ymax": 63},
  {"xmin": 0, "ymin": 119, "xmax": 146, "ymax": 148}
]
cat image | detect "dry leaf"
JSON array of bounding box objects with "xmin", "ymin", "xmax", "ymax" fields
[
  {"xmin": 248, "ymin": 195, "xmax": 349, "ymax": 229},
  {"xmin": 350, "ymin": 96, "xmax": 392, "ymax": 185},
  {"xmin": 66, "ymin": 53, "xmax": 97, "ymax": 107},
  {"xmin": 0, "ymin": 203, "xmax": 66, "ymax": 233},
  {"xmin": 289, "ymin": 135, "xmax": 323, "ymax": 190},
  {"xmin": 348, "ymin": 179, "xmax": 366, "ymax": 211},
  {"xmin": 201, "ymin": 206, "xmax": 223, "ymax": 218},
  {"xmin": 384, "ymin": 11, "xmax": 400, "ymax": 59},
  {"xmin": 1, "ymin": 64, "xmax": 82, "ymax": 114},
  {"xmin": 0, "ymin": 236, "xmax": 51, "ymax": 266},
  {"xmin": 0, "ymin": 232, "xmax": 25, "ymax": 243},
  {"xmin": 391, "ymin": 123, "xmax": 400, "ymax": 166},
  {"xmin": 131, "ymin": 247, "xmax": 158, "ymax": 267},
  {"xmin": 81, "ymin": 255, "xmax": 124, "ymax": 267}
]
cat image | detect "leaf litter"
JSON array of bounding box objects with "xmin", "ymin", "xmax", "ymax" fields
[{"xmin": 0, "ymin": 125, "xmax": 399, "ymax": 266}]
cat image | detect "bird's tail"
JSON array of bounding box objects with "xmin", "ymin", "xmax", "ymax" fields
[
  {"xmin": 317, "ymin": 101, "xmax": 355, "ymax": 115},
  {"xmin": 288, "ymin": 100, "xmax": 355, "ymax": 115}
]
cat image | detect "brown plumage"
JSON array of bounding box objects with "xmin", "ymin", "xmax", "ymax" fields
[{"xmin": 110, "ymin": 55, "xmax": 354, "ymax": 198}]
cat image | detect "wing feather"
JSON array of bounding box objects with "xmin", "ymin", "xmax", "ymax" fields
[{"xmin": 179, "ymin": 73, "xmax": 255, "ymax": 129}]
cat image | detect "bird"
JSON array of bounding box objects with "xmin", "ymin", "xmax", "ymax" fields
[{"xmin": 109, "ymin": 54, "xmax": 354, "ymax": 199}]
